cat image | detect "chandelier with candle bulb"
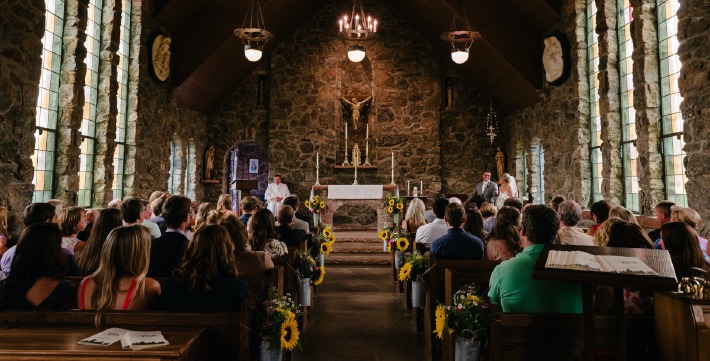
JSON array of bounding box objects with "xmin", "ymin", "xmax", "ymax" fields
[{"xmin": 338, "ymin": 0, "xmax": 378, "ymax": 62}]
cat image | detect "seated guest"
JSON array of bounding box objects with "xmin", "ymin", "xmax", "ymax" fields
[
  {"xmin": 139, "ymin": 199, "xmax": 162, "ymax": 239},
  {"xmin": 549, "ymin": 195, "xmax": 565, "ymax": 212},
  {"xmin": 555, "ymin": 200, "xmax": 593, "ymax": 246},
  {"xmin": 415, "ymin": 197, "xmax": 449, "ymax": 247},
  {"xmin": 592, "ymin": 217, "xmax": 625, "ymax": 247},
  {"xmin": 47, "ymin": 199, "xmax": 63, "ymax": 221},
  {"xmin": 122, "ymin": 197, "xmax": 160, "ymax": 239},
  {"xmin": 586, "ymin": 200, "xmax": 611, "ymax": 237},
  {"xmin": 647, "ymin": 200, "xmax": 674, "ymax": 244},
  {"xmin": 162, "ymin": 224, "xmax": 250, "ymax": 311},
  {"xmin": 217, "ymin": 193, "xmax": 240, "ymax": 219},
  {"xmin": 107, "ymin": 199, "xmax": 122, "ymax": 209},
  {"xmin": 275, "ymin": 205, "xmax": 307, "ymax": 247},
  {"xmin": 402, "ymin": 198, "xmax": 427, "ymax": 233},
  {"xmin": 486, "ymin": 206, "xmax": 522, "ymax": 261},
  {"xmin": 150, "ymin": 194, "xmax": 168, "ymax": 233},
  {"xmin": 239, "ymin": 196, "xmax": 261, "ymax": 226},
  {"xmin": 148, "ymin": 195, "xmax": 192, "ymax": 277},
  {"xmin": 661, "ymin": 221, "xmax": 710, "ymax": 280},
  {"xmin": 609, "ymin": 206, "xmax": 638, "ymax": 225},
  {"xmin": 0, "ymin": 207, "xmax": 8, "ymax": 257},
  {"xmin": 0, "ymin": 223, "xmax": 75, "ymax": 310},
  {"xmin": 480, "ymin": 202, "xmax": 497, "ymax": 235},
  {"xmin": 249, "ymin": 208, "xmax": 288, "ymax": 260},
  {"xmin": 607, "ymin": 222, "xmax": 655, "ymax": 249},
  {"xmin": 503, "ymin": 197, "xmax": 523, "ymax": 211},
  {"xmin": 430, "ymin": 203, "xmax": 484, "ymax": 260},
  {"xmin": 77, "ymin": 208, "xmax": 97, "ymax": 242},
  {"xmin": 194, "ymin": 202, "xmax": 215, "ymax": 232},
  {"xmin": 1, "ymin": 203, "xmax": 72, "ymax": 276},
  {"xmin": 220, "ymin": 215, "xmax": 274, "ymax": 292},
  {"xmin": 58, "ymin": 206, "xmax": 87, "ymax": 254},
  {"xmin": 78, "ymin": 225, "xmax": 161, "ymax": 325},
  {"xmin": 282, "ymin": 196, "xmax": 310, "ymax": 234},
  {"xmin": 489, "ymin": 205, "xmax": 582, "ymax": 313},
  {"xmin": 463, "ymin": 208, "xmax": 487, "ymax": 240},
  {"xmin": 74, "ymin": 208, "xmax": 123, "ymax": 276},
  {"xmin": 670, "ymin": 206, "xmax": 710, "ymax": 261}
]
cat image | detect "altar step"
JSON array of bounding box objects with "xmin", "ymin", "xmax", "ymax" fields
[{"xmin": 327, "ymin": 230, "xmax": 390, "ymax": 267}]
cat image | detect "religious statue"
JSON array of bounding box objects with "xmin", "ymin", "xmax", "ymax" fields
[
  {"xmin": 495, "ymin": 147, "xmax": 505, "ymax": 181},
  {"xmin": 205, "ymin": 146, "xmax": 215, "ymax": 180},
  {"xmin": 340, "ymin": 95, "xmax": 372, "ymax": 130},
  {"xmin": 352, "ymin": 143, "xmax": 361, "ymax": 166}
]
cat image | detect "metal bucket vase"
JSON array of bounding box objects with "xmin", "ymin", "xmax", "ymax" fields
[
  {"xmin": 383, "ymin": 240, "xmax": 388, "ymax": 252},
  {"xmin": 313, "ymin": 213, "xmax": 320, "ymax": 227},
  {"xmin": 393, "ymin": 213, "xmax": 400, "ymax": 227},
  {"xmin": 318, "ymin": 254, "xmax": 325, "ymax": 267},
  {"xmin": 411, "ymin": 279, "xmax": 427, "ymax": 308},
  {"xmin": 298, "ymin": 278, "xmax": 311, "ymax": 306},
  {"xmin": 259, "ymin": 341, "xmax": 282, "ymax": 361},
  {"xmin": 455, "ymin": 336, "xmax": 481, "ymax": 361},
  {"xmin": 394, "ymin": 250, "xmax": 404, "ymax": 269}
]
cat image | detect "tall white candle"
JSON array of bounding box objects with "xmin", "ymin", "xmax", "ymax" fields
[
  {"xmin": 391, "ymin": 152, "xmax": 394, "ymax": 180},
  {"xmin": 407, "ymin": 181, "xmax": 411, "ymax": 196},
  {"xmin": 420, "ymin": 181, "xmax": 423, "ymax": 195},
  {"xmin": 345, "ymin": 123, "xmax": 348, "ymax": 139},
  {"xmin": 366, "ymin": 123, "xmax": 369, "ymax": 139},
  {"xmin": 316, "ymin": 152, "xmax": 319, "ymax": 179}
]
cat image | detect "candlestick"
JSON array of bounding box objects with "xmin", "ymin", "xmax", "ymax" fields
[
  {"xmin": 364, "ymin": 137, "xmax": 371, "ymax": 166},
  {"xmin": 413, "ymin": 186, "xmax": 418, "ymax": 197},
  {"xmin": 390, "ymin": 152, "xmax": 395, "ymax": 184},
  {"xmin": 353, "ymin": 162, "xmax": 358, "ymax": 185},
  {"xmin": 343, "ymin": 138, "xmax": 350, "ymax": 166},
  {"xmin": 315, "ymin": 152, "xmax": 320, "ymax": 185},
  {"xmin": 420, "ymin": 181, "xmax": 423, "ymax": 196}
]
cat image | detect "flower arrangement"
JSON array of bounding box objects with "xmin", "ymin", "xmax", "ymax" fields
[
  {"xmin": 294, "ymin": 250, "xmax": 316, "ymax": 280},
  {"xmin": 383, "ymin": 195, "xmax": 404, "ymax": 214},
  {"xmin": 312, "ymin": 266, "xmax": 326, "ymax": 286},
  {"xmin": 398, "ymin": 251, "xmax": 430, "ymax": 282},
  {"xmin": 310, "ymin": 226, "xmax": 336, "ymax": 256},
  {"xmin": 257, "ymin": 287, "xmax": 301, "ymax": 351},
  {"xmin": 305, "ymin": 195, "xmax": 327, "ymax": 214},
  {"xmin": 380, "ymin": 226, "xmax": 408, "ymax": 253},
  {"xmin": 435, "ymin": 283, "xmax": 490, "ymax": 344}
]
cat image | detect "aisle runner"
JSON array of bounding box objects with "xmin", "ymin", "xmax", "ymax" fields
[{"xmin": 327, "ymin": 185, "xmax": 383, "ymax": 199}]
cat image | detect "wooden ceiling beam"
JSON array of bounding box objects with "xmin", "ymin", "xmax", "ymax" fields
[
  {"xmin": 153, "ymin": 0, "xmax": 207, "ymax": 33},
  {"xmin": 506, "ymin": 0, "xmax": 561, "ymax": 33}
]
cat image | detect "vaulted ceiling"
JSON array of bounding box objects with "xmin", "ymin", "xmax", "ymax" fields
[{"xmin": 154, "ymin": 0, "xmax": 561, "ymax": 113}]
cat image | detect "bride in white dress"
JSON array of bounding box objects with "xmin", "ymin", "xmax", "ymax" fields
[{"xmin": 496, "ymin": 173, "xmax": 519, "ymax": 208}]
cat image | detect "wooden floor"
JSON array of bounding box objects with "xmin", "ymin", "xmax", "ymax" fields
[{"xmin": 293, "ymin": 265, "xmax": 427, "ymax": 361}]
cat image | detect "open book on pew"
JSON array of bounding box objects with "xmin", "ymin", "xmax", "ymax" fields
[
  {"xmin": 545, "ymin": 250, "xmax": 658, "ymax": 275},
  {"xmin": 78, "ymin": 328, "xmax": 169, "ymax": 350}
]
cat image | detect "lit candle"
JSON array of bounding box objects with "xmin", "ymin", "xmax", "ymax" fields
[
  {"xmin": 366, "ymin": 123, "xmax": 369, "ymax": 139},
  {"xmin": 391, "ymin": 152, "xmax": 394, "ymax": 181},
  {"xmin": 316, "ymin": 152, "xmax": 319, "ymax": 179},
  {"xmin": 373, "ymin": 20, "xmax": 378, "ymax": 32},
  {"xmin": 345, "ymin": 123, "xmax": 348, "ymax": 139},
  {"xmin": 339, "ymin": 19, "xmax": 343, "ymax": 32}
]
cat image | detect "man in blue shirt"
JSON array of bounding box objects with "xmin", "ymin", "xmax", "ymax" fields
[{"xmin": 430, "ymin": 203, "xmax": 484, "ymax": 260}]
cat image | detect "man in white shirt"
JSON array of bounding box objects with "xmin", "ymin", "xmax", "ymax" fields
[
  {"xmin": 555, "ymin": 200, "xmax": 593, "ymax": 246},
  {"xmin": 265, "ymin": 174, "xmax": 290, "ymax": 216},
  {"xmin": 415, "ymin": 197, "xmax": 450, "ymax": 247}
]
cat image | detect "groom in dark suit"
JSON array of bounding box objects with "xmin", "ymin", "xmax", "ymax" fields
[{"xmin": 464, "ymin": 170, "xmax": 499, "ymax": 209}]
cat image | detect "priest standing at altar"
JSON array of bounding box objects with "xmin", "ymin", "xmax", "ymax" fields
[{"xmin": 265, "ymin": 174, "xmax": 291, "ymax": 216}]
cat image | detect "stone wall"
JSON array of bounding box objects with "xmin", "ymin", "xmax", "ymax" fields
[
  {"xmin": 677, "ymin": 0, "xmax": 710, "ymax": 234},
  {"xmin": 208, "ymin": 0, "xmax": 490, "ymax": 210},
  {"xmin": 504, "ymin": 0, "xmax": 591, "ymax": 206},
  {"xmin": 0, "ymin": 0, "xmax": 45, "ymax": 234}
]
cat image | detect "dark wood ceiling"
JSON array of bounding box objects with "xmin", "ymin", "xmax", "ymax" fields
[{"xmin": 154, "ymin": 0, "xmax": 561, "ymax": 113}]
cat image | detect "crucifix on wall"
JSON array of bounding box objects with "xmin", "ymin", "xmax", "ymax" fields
[{"xmin": 340, "ymin": 95, "xmax": 373, "ymax": 131}]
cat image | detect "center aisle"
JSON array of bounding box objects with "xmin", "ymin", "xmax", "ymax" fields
[{"xmin": 292, "ymin": 265, "xmax": 427, "ymax": 360}]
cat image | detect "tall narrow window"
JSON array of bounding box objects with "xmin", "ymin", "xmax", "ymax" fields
[
  {"xmin": 657, "ymin": 0, "xmax": 687, "ymax": 206},
  {"xmin": 78, "ymin": 0, "xmax": 103, "ymax": 207},
  {"xmin": 112, "ymin": 0, "xmax": 132, "ymax": 200},
  {"xmin": 515, "ymin": 143, "xmax": 528, "ymax": 201},
  {"xmin": 32, "ymin": 0, "xmax": 65, "ymax": 202},
  {"xmin": 618, "ymin": 0, "xmax": 640, "ymax": 211},
  {"xmin": 168, "ymin": 139, "xmax": 178, "ymax": 194},
  {"xmin": 184, "ymin": 140, "xmax": 196, "ymax": 200},
  {"xmin": 531, "ymin": 140, "xmax": 545, "ymax": 205},
  {"xmin": 587, "ymin": 0, "xmax": 603, "ymax": 203}
]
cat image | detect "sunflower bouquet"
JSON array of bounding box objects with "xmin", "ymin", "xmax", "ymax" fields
[
  {"xmin": 257, "ymin": 287, "xmax": 301, "ymax": 351},
  {"xmin": 305, "ymin": 195, "xmax": 327, "ymax": 214},
  {"xmin": 435, "ymin": 283, "xmax": 490, "ymax": 345},
  {"xmin": 379, "ymin": 226, "xmax": 409, "ymax": 253},
  {"xmin": 383, "ymin": 195, "xmax": 404, "ymax": 214},
  {"xmin": 398, "ymin": 251, "xmax": 431, "ymax": 282},
  {"xmin": 311, "ymin": 226, "xmax": 336, "ymax": 257},
  {"xmin": 294, "ymin": 250, "xmax": 317, "ymax": 280}
]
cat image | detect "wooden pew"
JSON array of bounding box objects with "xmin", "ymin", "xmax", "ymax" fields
[{"xmin": 423, "ymin": 253, "xmax": 501, "ymax": 360}]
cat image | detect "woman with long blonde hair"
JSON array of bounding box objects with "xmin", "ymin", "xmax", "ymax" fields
[
  {"xmin": 77, "ymin": 225, "xmax": 161, "ymax": 326},
  {"xmin": 193, "ymin": 202, "xmax": 216, "ymax": 231},
  {"xmin": 217, "ymin": 194, "xmax": 239, "ymax": 218},
  {"xmin": 58, "ymin": 206, "xmax": 87, "ymax": 254},
  {"xmin": 402, "ymin": 198, "xmax": 427, "ymax": 233}
]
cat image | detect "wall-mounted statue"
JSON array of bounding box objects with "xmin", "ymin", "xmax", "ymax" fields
[
  {"xmin": 340, "ymin": 95, "xmax": 372, "ymax": 130},
  {"xmin": 205, "ymin": 145, "xmax": 215, "ymax": 180}
]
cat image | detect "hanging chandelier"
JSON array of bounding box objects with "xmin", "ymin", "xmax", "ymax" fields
[
  {"xmin": 441, "ymin": 0, "xmax": 481, "ymax": 64},
  {"xmin": 486, "ymin": 98, "xmax": 498, "ymax": 144},
  {"xmin": 234, "ymin": 0, "xmax": 274, "ymax": 62},
  {"xmin": 338, "ymin": 0, "xmax": 378, "ymax": 62}
]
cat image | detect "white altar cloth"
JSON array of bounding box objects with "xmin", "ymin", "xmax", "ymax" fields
[{"xmin": 327, "ymin": 185, "xmax": 384, "ymax": 200}]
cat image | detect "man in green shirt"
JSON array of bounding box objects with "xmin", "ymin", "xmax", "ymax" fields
[{"xmin": 488, "ymin": 205, "xmax": 582, "ymax": 313}]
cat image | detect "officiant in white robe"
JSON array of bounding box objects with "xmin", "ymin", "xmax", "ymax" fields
[{"xmin": 265, "ymin": 174, "xmax": 291, "ymax": 215}]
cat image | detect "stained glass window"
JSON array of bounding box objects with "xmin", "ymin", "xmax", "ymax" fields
[
  {"xmin": 112, "ymin": 0, "xmax": 132, "ymax": 200},
  {"xmin": 587, "ymin": 0, "xmax": 603, "ymax": 203},
  {"xmin": 618, "ymin": 0, "xmax": 639, "ymax": 211}
]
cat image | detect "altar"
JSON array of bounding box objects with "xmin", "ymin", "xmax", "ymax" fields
[{"xmin": 311, "ymin": 184, "xmax": 399, "ymax": 229}]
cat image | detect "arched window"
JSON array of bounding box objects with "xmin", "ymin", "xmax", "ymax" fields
[
  {"xmin": 657, "ymin": 0, "xmax": 687, "ymax": 206},
  {"xmin": 531, "ymin": 139, "xmax": 545, "ymax": 205},
  {"xmin": 32, "ymin": 0, "xmax": 65, "ymax": 202},
  {"xmin": 587, "ymin": 0, "xmax": 603, "ymax": 203},
  {"xmin": 168, "ymin": 137, "xmax": 183, "ymax": 194},
  {"xmin": 112, "ymin": 0, "xmax": 132, "ymax": 200},
  {"xmin": 514, "ymin": 142, "xmax": 528, "ymax": 202},
  {"xmin": 184, "ymin": 140, "xmax": 196, "ymax": 200}
]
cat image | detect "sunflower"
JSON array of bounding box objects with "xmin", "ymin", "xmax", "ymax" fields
[
  {"xmin": 388, "ymin": 199, "xmax": 395, "ymax": 206},
  {"xmin": 396, "ymin": 237, "xmax": 409, "ymax": 252},
  {"xmin": 378, "ymin": 230, "xmax": 389, "ymax": 241},
  {"xmin": 320, "ymin": 201, "xmax": 326, "ymax": 209},
  {"xmin": 434, "ymin": 304, "xmax": 446, "ymax": 339},
  {"xmin": 327, "ymin": 235, "xmax": 336, "ymax": 243},
  {"xmin": 312, "ymin": 266, "xmax": 326, "ymax": 285},
  {"xmin": 280, "ymin": 314, "xmax": 300, "ymax": 350},
  {"xmin": 398, "ymin": 262, "xmax": 412, "ymax": 281},
  {"xmin": 387, "ymin": 206, "xmax": 394, "ymax": 213},
  {"xmin": 322, "ymin": 227, "xmax": 333, "ymax": 238},
  {"xmin": 387, "ymin": 244, "xmax": 392, "ymax": 253},
  {"xmin": 320, "ymin": 241, "xmax": 333, "ymax": 255},
  {"xmin": 396, "ymin": 203, "xmax": 404, "ymax": 210},
  {"xmin": 304, "ymin": 200, "xmax": 311, "ymax": 208}
]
